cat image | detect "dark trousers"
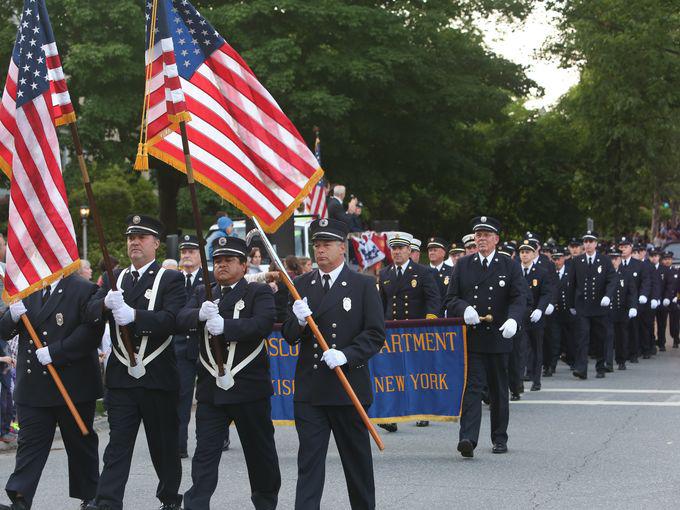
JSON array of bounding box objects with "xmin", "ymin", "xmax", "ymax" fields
[
  {"xmin": 184, "ymin": 398, "xmax": 280, "ymax": 510},
  {"xmin": 639, "ymin": 307, "xmax": 655, "ymax": 355},
  {"xmin": 525, "ymin": 328, "xmax": 543, "ymax": 386},
  {"xmin": 0, "ymin": 370, "xmax": 14, "ymax": 435},
  {"xmin": 613, "ymin": 320, "xmax": 629, "ymax": 364},
  {"xmin": 574, "ymin": 314, "xmax": 608, "ymax": 375},
  {"xmin": 543, "ymin": 318, "xmax": 560, "ymax": 370},
  {"xmin": 549, "ymin": 318, "xmax": 572, "ymax": 369},
  {"xmin": 6, "ymin": 401, "xmax": 98, "ymax": 508},
  {"xmin": 294, "ymin": 402, "xmax": 374, "ymax": 510},
  {"xmin": 627, "ymin": 317, "xmax": 640, "ymax": 360},
  {"xmin": 508, "ymin": 333, "xmax": 526, "ymax": 394},
  {"xmin": 176, "ymin": 354, "xmax": 198, "ymax": 453},
  {"xmin": 460, "ymin": 352, "xmax": 509, "ymax": 448},
  {"xmin": 95, "ymin": 388, "xmax": 181, "ymax": 510},
  {"xmin": 656, "ymin": 308, "xmax": 669, "ymax": 346},
  {"xmin": 670, "ymin": 304, "xmax": 680, "ymax": 344},
  {"xmin": 604, "ymin": 319, "xmax": 614, "ymax": 368}
]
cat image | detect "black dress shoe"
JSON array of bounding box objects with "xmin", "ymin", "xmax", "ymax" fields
[
  {"xmin": 378, "ymin": 423, "xmax": 398, "ymax": 433},
  {"xmin": 673, "ymin": 342, "xmax": 679, "ymax": 349},
  {"xmin": 659, "ymin": 345, "xmax": 666, "ymax": 352},
  {"xmin": 530, "ymin": 384, "xmax": 541, "ymax": 391},
  {"xmin": 510, "ymin": 393, "xmax": 521, "ymax": 401},
  {"xmin": 492, "ymin": 443, "xmax": 508, "ymax": 454},
  {"xmin": 642, "ymin": 354, "xmax": 651, "ymax": 359},
  {"xmin": 222, "ymin": 438, "xmax": 230, "ymax": 451},
  {"xmin": 415, "ymin": 421, "xmax": 429, "ymax": 427},
  {"xmin": 80, "ymin": 500, "xmax": 96, "ymax": 510},
  {"xmin": 617, "ymin": 363, "xmax": 626, "ymax": 370},
  {"xmin": 605, "ymin": 365, "xmax": 614, "ymax": 373},
  {"xmin": 159, "ymin": 504, "xmax": 182, "ymax": 510},
  {"xmin": 0, "ymin": 499, "xmax": 28, "ymax": 510},
  {"xmin": 596, "ymin": 372, "xmax": 605, "ymax": 378},
  {"xmin": 630, "ymin": 357, "xmax": 639, "ymax": 363},
  {"xmin": 543, "ymin": 368, "xmax": 553, "ymax": 377},
  {"xmin": 457, "ymin": 439, "xmax": 474, "ymax": 458},
  {"xmin": 179, "ymin": 450, "xmax": 188, "ymax": 459},
  {"xmin": 572, "ymin": 370, "xmax": 587, "ymax": 380}
]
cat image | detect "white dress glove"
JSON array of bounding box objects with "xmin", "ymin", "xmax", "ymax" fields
[
  {"xmin": 104, "ymin": 290, "xmax": 125, "ymax": 310},
  {"xmin": 463, "ymin": 306, "xmax": 481, "ymax": 325},
  {"xmin": 600, "ymin": 296, "xmax": 611, "ymax": 307},
  {"xmin": 35, "ymin": 346, "xmax": 52, "ymax": 366},
  {"xmin": 545, "ymin": 304, "xmax": 555, "ymax": 316},
  {"xmin": 651, "ymin": 299, "xmax": 659, "ymax": 310},
  {"xmin": 639, "ymin": 295, "xmax": 648, "ymax": 305},
  {"xmin": 321, "ymin": 348, "xmax": 347, "ymax": 370},
  {"xmin": 628, "ymin": 308, "xmax": 637, "ymax": 319},
  {"xmin": 112, "ymin": 303, "xmax": 135, "ymax": 326},
  {"xmin": 293, "ymin": 298, "xmax": 312, "ymax": 326},
  {"xmin": 530, "ymin": 309, "xmax": 543, "ymax": 323},
  {"xmin": 499, "ymin": 318, "xmax": 518, "ymax": 339},
  {"xmin": 9, "ymin": 301, "xmax": 27, "ymax": 323},
  {"xmin": 569, "ymin": 308, "xmax": 577, "ymax": 316},
  {"xmin": 199, "ymin": 301, "xmax": 219, "ymax": 322},
  {"xmin": 663, "ymin": 298, "xmax": 671, "ymax": 307},
  {"xmin": 206, "ymin": 316, "xmax": 224, "ymax": 336}
]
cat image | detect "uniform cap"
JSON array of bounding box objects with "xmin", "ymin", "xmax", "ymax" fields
[
  {"xmin": 125, "ymin": 214, "xmax": 163, "ymax": 237},
  {"xmin": 427, "ymin": 237, "xmax": 448, "ymax": 250},
  {"xmin": 179, "ymin": 234, "xmax": 200, "ymax": 250},
  {"xmin": 462, "ymin": 233, "xmax": 476, "ymax": 247},
  {"xmin": 388, "ymin": 232, "xmax": 413, "ymax": 248},
  {"xmin": 310, "ymin": 218, "xmax": 349, "ymax": 242},
  {"xmin": 470, "ymin": 216, "xmax": 500, "ymax": 234},
  {"xmin": 212, "ymin": 236, "xmax": 247, "ymax": 259}
]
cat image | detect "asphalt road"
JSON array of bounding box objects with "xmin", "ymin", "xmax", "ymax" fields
[{"xmin": 2, "ymin": 346, "xmax": 680, "ymax": 509}]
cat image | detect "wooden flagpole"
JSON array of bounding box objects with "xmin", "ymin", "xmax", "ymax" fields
[
  {"xmin": 68, "ymin": 124, "xmax": 137, "ymax": 366},
  {"xmin": 250, "ymin": 218, "xmax": 385, "ymax": 451},
  {"xmin": 178, "ymin": 120, "xmax": 225, "ymax": 376}
]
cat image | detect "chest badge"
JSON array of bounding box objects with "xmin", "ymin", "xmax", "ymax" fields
[
  {"xmin": 55, "ymin": 313, "xmax": 64, "ymax": 326},
  {"xmin": 343, "ymin": 297, "xmax": 352, "ymax": 312},
  {"xmin": 144, "ymin": 288, "xmax": 153, "ymax": 300},
  {"xmin": 444, "ymin": 276, "xmax": 450, "ymax": 286},
  {"xmin": 499, "ymin": 280, "xmax": 505, "ymax": 287},
  {"xmin": 411, "ymin": 279, "xmax": 417, "ymax": 288},
  {"xmin": 235, "ymin": 299, "xmax": 245, "ymax": 311},
  {"xmin": 532, "ymin": 279, "xmax": 538, "ymax": 287},
  {"xmin": 597, "ymin": 266, "xmax": 602, "ymax": 274}
]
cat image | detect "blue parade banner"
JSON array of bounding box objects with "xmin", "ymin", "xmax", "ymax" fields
[{"xmin": 267, "ymin": 318, "xmax": 467, "ymax": 424}]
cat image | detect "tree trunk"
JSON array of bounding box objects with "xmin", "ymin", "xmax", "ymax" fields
[
  {"xmin": 156, "ymin": 162, "xmax": 185, "ymax": 237},
  {"xmin": 651, "ymin": 189, "xmax": 660, "ymax": 241}
]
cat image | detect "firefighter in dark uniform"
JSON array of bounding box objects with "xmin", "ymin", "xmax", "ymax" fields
[
  {"xmin": 0, "ymin": 275, "xmax": 103, "ymax": 510},
  {"xmin": 378, "ymin": 232, "xmax": 440, "ymax": 430},
  {"xmin": 618, "ymin": 237, "xmax": 651, "ymax": 364},
  {"xmin": 656, "ymin": 251, "xmax": 675, "ymax": 351},
  {"xmin": 88, "ymin": 215, "xmax": 185, "ymax": 510},
  {"xmin": 174, "ymin": 234, "xmax": 208, "ymax": 459},
  {"xmin": 445, "ymin": 216, "xmax": 527, "ymax": 457},
  {"xmin": 427, "ymin": 237, "xmax": 453, "ymax": 312},
  {"xmin": 462, "ymin": 234, "xmax": 477, "ymax": 256},
  {"xmin": 547, "ymin": 247, "xmax": 574, "ymax": 374},
  {"xmin": 607, "ymin": 247, "xmax": 638, "ymax": 370},
  {"xmin": 632, "ymin": 244, "xmax": 661, "ymax": 359},
  {"xmin": 447, "ymin": 242, "xmax": 465, "ymax": 268},
  {"xmin": 568, "ymin": 231, "xmax": 617, "ymax": 379},
  {"xmin": 282, "ymin": 218, "xmax": 385, "ymax": 510},
  {"xmin": 179, "ymin": 237, "xmax": 280, "ymax": 510},
  {"xmin": 516, "ymin": 239, "xmax": 553, "ymax": 392},
  {"xmin": 669, "ymin": 262, "xmax": 680, "ymax": 348}
]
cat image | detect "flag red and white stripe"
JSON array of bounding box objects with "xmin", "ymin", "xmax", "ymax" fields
[
  {"xmin": 0, "ymin": 0, "xmax": 80, "ymax": 302},
  {"xmin": 141, "ymin": 0, "xmax": 322, "ymax": 233},
  {"xmin": 304, "ymin": 181, "xmax": 328, "ymax": 219}
]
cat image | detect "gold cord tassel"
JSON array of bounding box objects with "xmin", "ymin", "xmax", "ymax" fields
[{"xmin": 133, "ymin": 142, "xmax": 149, "ymax": 170}]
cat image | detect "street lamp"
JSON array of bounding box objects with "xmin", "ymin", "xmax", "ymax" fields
[{"xmin": 79, "ymin": 205, "xmax": 90, "ymax": 259}]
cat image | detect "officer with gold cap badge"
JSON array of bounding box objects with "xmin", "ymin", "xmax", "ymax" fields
[
  {"xmin": 282, "ymin": 218, "xmax": 385, "ymax": 510},
  {"xmin": 463, "ymin": 234, "xmax": 477, "ymax": 256},
  {"xmin": 446, "ymin": 242, "xmax": 465, "ymax": 267},
  {"xmin": 567, "ymin": 230, "xmax": 617, "ymax": 379},
  {"xmin": 87, "ymin": 214, "xmax": 186, "ymax": 510},
  {"xmin": 427, "ymin": 237, "xmax": 453, "ymax": 311},
  {"xmin": 445, "ymin": 216, "xmax": 527, "ymax": 457},
  {"xmin": 178, "ymin": 236, "xmax": 281, "ymax": 510}
]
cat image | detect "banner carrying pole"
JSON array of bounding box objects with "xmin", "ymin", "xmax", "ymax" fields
[
  {"xmin": 251, "ymin": 217, "xmax": 385, "ymax": 451},
  {"xmin": 178, "ymin": 120, "xmax": 226, "ymax": 376}
]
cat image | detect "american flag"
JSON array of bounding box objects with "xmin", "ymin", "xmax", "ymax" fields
[
  {"xmin": 141, "ymin": 0, "xmax": 323, "ymax": 232},
  {"xmin": 303, "ymin": 131, "xmax": 327, "ymax": 218},
  {"xmin": 0, "ymin": 0, "xmax": 80, "ymax": 301}
]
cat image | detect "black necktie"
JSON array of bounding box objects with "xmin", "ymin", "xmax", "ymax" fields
[
  {"xmin": 588, "ymin": 257, "xmax": 593, "ymax": 268},
  {"xmin": 524, "ymin": 267, "xmax": 529, "ymax": 277},
  {"xmin": 322, "ymin": 274, "xmax": 331, "ymax": 293},
  {"xmin": 396, "ymin": 266, "xmax": 403, "ymax": 280},
  {"xmin": 185, "ymin": 273, "xmax": 192, "ymax": 293},
  {"xmin": 482, "ymin": 258, "xmax": 488, "ymax": 271},
  {"xmin": 131, "ymin": 270, "xmax": 140, "ymax": 287},
  {"xmin": 42, "ymin": 285, "xmax": 51, "ymax": 305},
  {"xmin": 221, "ymin": 286, "xmax": 231, "ymax": 298}
]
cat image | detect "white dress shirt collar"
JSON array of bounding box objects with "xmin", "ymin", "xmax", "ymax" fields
[
  {"xmin": 479, "ymin": 251, "xmax": 496, "ymax": 268},
  {"xmin": 129, "ymin": 259, "xmax": 155, "ymax": 278},
  {"xmin": 395, "ymin": 260, "xmax": 411, "ymax": 274},
  {"xmin": 319, "ymin": 263, "xmax": 345, "ymax": 289},
  {"xmin": 430, "ymin": 262, "xmax": 444, "ymax": 271}
]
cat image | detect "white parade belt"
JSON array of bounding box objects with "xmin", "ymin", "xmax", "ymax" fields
[
  {"xmin": 199, "ymin": 297, "xmax": 266, "ymax": 391},
  {"xmin": 112, "ymin": 267, "xmax": 172, "ymax": 379}
]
